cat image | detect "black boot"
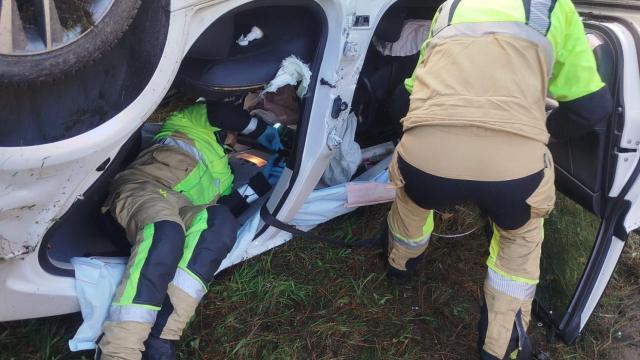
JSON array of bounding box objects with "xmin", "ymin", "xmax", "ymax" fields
[
  {"xmin": 142, "ymin": 336, "xmax": 177, "ymax": 360},
  {"xmin": 382, "ymin": 223, "xmax": 426, "ymax": 285},
  {"xmin": 478, "ymin": 301, "xmax": 533, "ymax": 360},
  {"xmin": 386, "ymin": 253, "xmax": 426, "ymax": 285}
]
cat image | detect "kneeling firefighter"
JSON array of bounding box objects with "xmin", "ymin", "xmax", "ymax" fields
[
  {"xmin": 385, "ymin": 0, "xmax": 612, "ymax": 359},
  {"xmin": 96, "ymin": 100, "xmax": 284, "ymax": 360}
]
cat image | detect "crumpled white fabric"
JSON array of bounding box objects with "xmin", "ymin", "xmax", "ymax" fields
[
  {"xmin": 373, "ymin": 19, "xmax": 431, "ymax": 57},
  {"xmin": 322, "ymin": 112, "xmax": 362, "ymax": 186},
  {"xmin": 68, "ymin": 257, "xmax": 127, "ymax": 351},
  {"xmin": 263, "ymin": 56, "xmax": 312, "ymax": 98}
]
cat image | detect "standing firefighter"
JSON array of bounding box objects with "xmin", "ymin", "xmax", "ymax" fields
[
  {"xmin": 96, "ymin": 101, "xmax": 282, "ymax": 360},
  {"xmin": 385, "ymin": 0, "xmax": 612, "ymax": 359}
]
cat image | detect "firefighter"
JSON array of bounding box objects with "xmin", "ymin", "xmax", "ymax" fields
[
  {"xmin": 96, "ymin": 100, "xmax": 282, "ymax": 360},
  {"xmin": 385, "ymin": 0, "xmax": 612, "ymax": 359}
]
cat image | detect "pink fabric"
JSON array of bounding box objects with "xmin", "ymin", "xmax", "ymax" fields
[{"xmin": 346, "ymin": 182, "xmax": 395, "ymax": 208}]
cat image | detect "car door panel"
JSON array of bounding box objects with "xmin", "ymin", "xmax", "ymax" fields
[{"xmin": 538, "ymin": 16, "xmax": 640, "ymax": 344}]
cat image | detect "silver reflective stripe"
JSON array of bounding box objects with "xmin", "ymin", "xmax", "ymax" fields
[
  {"xmin": 390, "ymin": 231, "xmax": 431, "ymax": 249},
  {"xmin": 528, "ymin": 0, "xmax": 553, "ymax": 35},
  {"xmin": 431, "ymin": 0, "xmax": 456, "ymax": 36},
  {"xmin": 486, "ymin": 268, "xmax": 536, "ymax": 300},
  {"xmin": 430, "ymin": 21, "xmax": 555, "ymax": 77},
  {"xmin": 109, "ymin": 304, "xmax": 158, "ymax": 324},
  {"xmin": 172, "ymin": 268, "xmax": 207, "ymax": 301},
  {"xmin": 160, "ymin": 137, "xmax": 203, "ymax": 162}
]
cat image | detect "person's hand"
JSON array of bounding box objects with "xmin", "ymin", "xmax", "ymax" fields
[
  {"xmin": 262, "ymin": 156, "xmax": 286, "ymax": 186},
  {"xmin": 257, "ymin": 126, "xmax": 284, "ymax": 152}
]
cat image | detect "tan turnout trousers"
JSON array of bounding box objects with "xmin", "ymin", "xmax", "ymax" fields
[{"xmin": 387, "ymin": 34, "xmax": 556, "ymax": 358}]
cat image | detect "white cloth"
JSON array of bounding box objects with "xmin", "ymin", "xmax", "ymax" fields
[
  {"xmin": 68, "ymin": 257, "xmax": 127, "ymax": 351},
  {"xmin": 322, "ymin": 112, "xmax": 362, "ymax": 186},
  {"xmin": 263, "ymin": 56, "xmax": 312, "ymax": 98},
  {"xmin": 373, "ymin": 20, "xmax": 431, "ymax": 57}
]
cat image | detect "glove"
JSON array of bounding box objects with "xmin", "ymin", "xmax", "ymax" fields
[
  {"xmin": 257, "ymin": 125, "xmax": 284, "ymax": 152},
  {"xmin": 261, "ymin": 156, "xmax": 286, "ymax": 186}
]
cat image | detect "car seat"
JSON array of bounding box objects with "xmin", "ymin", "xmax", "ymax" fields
[
  {"xmin": 354, "ymin": 4, "xmax": 430, "ymax": 145},
  {"xmin": 175, "ymin": 6, "xmax": 318, "ymax": 100}
]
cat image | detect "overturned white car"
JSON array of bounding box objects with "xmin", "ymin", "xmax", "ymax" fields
[{"xmin": 1, "ymin": 0, "xmax": 640, "ymax": 348}]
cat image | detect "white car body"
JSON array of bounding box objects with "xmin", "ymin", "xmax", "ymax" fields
[
  {"xmin": 0, "ymin": 0, "xmax": 399, "ymax": 321},
  {"xmin": 0, "ymin": 0, "xmax": 639, "ymax": 345}
]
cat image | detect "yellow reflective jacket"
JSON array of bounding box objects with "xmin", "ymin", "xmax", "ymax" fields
[
  {"xmin": 405, "ymin": 0, "xmax": 604, "ymax": 102},
  {"xmin": 154, "ymin": 103, "xmax": 234, "ymax": 206}
]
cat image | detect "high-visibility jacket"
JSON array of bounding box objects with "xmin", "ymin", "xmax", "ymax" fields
[
  {"xmin": 402, "ymin": 0, "xmax": 605, "ymax": 144},
  {"xmin": 405, "ymin": 0, "xmax": 604, "ymax": 101},
  {"xmin": 154, "ymin": 103, "xmax": 234, "ymax": 205}
]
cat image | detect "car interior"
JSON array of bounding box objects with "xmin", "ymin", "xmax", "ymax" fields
[
  {"xmin": 353, "ymin": 1, "xmax": 438, "ymax": 148},
  {"xmin": 549, "ymin": 23, "xmax": 622, "ymax": 218}
]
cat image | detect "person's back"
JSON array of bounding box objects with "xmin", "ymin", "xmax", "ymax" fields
[
  {"xmin": 399, "ymin": 0, "xmax": 611, "ymax": 181},
  {"xmin": 384, "ymin": 1, "xmax": 612, "ymax": 359},
  {"xmin": 401, "ymin": 33, "xmax": 550, "ymax": 181}
]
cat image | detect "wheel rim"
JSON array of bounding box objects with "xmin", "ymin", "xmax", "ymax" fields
[{"xmin": 0, "ymin": 0, "xmax": 116, "ymax": 55}]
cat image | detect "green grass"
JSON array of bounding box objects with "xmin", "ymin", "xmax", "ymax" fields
[
  {"xmin": 0, "ymin": 200, "xmax": 638, "ymax": 359},
  {"xmin": 538, "ymin": 193, "xmax": 601, "ymax": 319}
]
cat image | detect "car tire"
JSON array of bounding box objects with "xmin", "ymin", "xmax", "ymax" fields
[{"xmin": 0, "ymin": 0, "xmax": 142, "ymax": 84}]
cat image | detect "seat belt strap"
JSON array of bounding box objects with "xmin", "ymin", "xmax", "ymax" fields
[{"xmin": 259, "ymin": 204, "xmax": 383, "ymax": 249}]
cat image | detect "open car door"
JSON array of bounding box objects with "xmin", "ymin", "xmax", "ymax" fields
[{"xmin": 537, "ymin": 9, "xmax": 640, "ymax": 344}]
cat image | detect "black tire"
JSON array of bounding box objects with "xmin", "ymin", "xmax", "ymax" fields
[{"xmin": 0, "ymin": 0, "xmax": 141, "ymax": 84}]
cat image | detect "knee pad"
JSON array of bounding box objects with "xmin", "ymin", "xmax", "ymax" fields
[
  {"xmin": 133, "ymin": 221, "xmax": 185, "ymax": 306},
  {"xmin": 206, "ymin": 205, "xmax": 239, "ymax": 249},
  {"xmin": 183, "ymin": 206, "xmax": 239, "ymax": 283}
]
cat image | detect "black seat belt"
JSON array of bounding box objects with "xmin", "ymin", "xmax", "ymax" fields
[{"xmin": 259, "ymin": 204, "xmax": 384, "ymax": 249}]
